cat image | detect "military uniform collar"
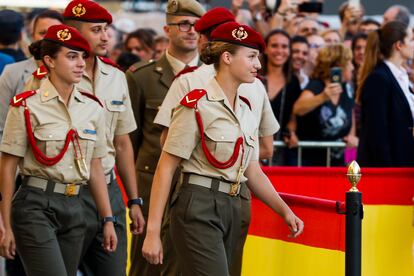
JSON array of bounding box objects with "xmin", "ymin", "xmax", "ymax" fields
[
  {"xmin": 165, "ymin": 50, "xmax": 200, "ymax": 76},
  {"xmin": 95, "ymin": 56, "xmax": 110, "ymax": 75},
  {"xmin": 39, "ymin": 79, "xmax": 84, "ymax": 104},
  {"xmin": 205, "ymin": 78, "xmax": 225, "ymax": 102},
  {"xmin": 154, "ymin": 54, "xmax": 175, "ymax": 88}
]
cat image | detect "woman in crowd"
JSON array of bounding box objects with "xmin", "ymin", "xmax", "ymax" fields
[
  {"xmin": 125, "ymin": 28, "xmax": 155, "ymax": 62},
  {"xmin": 357, "ymin": 21, "xmax": 414, "ymax": 167},
  {"xmin": 0, "ymin": 25, "xmax": 117, "ymax": 276},
  {"xmin": 141, "ymin": 22, "xmax": 303, "ymax": 275},
  {"xmin": 293, "ymin": 44, "xmax": 357, "ymax": 166},
  {"xmin": 260, "ymin": 29, "xmax": 302, "ymax": 165}
]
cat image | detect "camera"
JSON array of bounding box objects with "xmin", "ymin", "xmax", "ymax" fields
[
  {"xmin": 298, "ymin": 1, "xmax": 323, "ymax": 13},
  {"xmin": 330, "ymin": 67, "xmax": 343, "ymax": 83}
]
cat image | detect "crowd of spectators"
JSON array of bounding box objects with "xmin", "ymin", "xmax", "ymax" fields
[{"xmin": 0, "ymin": 1, "xmax": 413, "ymax": 167}]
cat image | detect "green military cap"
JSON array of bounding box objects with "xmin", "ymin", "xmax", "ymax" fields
[{"xmin": 166, "ymin": 0, "xmax": 206, "ymax": 17}]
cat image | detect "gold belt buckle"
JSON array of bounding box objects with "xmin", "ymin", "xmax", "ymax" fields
[
  {"xmin": 229, "ymin": 182, "xmax": 240, "ymax": 197},
  {"xmin": 65, "ymin": 183, "xmax": 77, "ymax": 196}
]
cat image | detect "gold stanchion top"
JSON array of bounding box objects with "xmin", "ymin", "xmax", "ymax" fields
[{"xmin": 347, "ymin": 161, "xmax": 361, "ymax": 192}]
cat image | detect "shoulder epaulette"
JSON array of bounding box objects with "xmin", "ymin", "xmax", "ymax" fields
[
  {"xmin": 10, "ymin": 90, "xmax": 37, "ymax": 107},
  {"xmin": 98, "ymin": 56, "xmax": 122, "ymax": 71},
  {"xmin": 180, "ymin": 89, "xmax": 206, "ymax": 108},
  {"xmin": 239, "ymin": 95, "xmax": 252, "ymax": 111},
  {"xmin": 128, "ymin": 59, "xmax": 155, "ymax": 73},
  {"xmin": 32, "ymin": 65, "xmax": 48, "ymax": 80},
  {"xmin": 174, "ymin": 66, "xmax": 198, "ymax": 80},
  {"xmin": 79, "ymin": 91, "xmax": 103, "ymax": 107}
]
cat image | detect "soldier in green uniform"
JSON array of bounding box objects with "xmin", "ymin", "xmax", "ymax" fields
[
  {"xmin": 0, "ymin": 24, "xmax": 117, "ymax": 276},
  {"xmin": 142, "ymin": 22, "xmax": 304, "ymax": 276},
  {"xmin": 62, "ymin": 1, "xmax": 145, "ymax": 275},
  {"xmin": 126, "ymin": 0, "xmax": 205, "ymax": 275}
]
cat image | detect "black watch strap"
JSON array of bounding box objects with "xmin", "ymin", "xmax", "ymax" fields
[
  {"xmin": 102, "ymin": 216, "xmax": 117, "ymax": 226},
  {"xmin": 127, "ymin": 198, "xmax": 144, "ymax": 208}
]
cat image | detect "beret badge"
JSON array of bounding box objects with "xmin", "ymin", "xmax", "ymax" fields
[
  {"xmin": 232, "ymin": 27, "xmax": 248, "ymax": 41},
  {"xmin": 57, "ymin": 29, "xmax": 72, "ymax": 41},
  {"xmin": 72, "ymin": 3, "xmax": 86, "ymax": 17},
  {"xmin": 168, "ymin": 0, "xmax": 178, "ymax": 13}
]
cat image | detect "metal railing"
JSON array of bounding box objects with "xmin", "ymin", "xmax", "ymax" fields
[{"xmin": 272, "ymin": 140, "xmax": 347, "ymax": 167}]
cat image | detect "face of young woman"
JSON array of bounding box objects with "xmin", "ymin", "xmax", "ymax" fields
[
  {"xmin": 126, "ymin": 37, "xmax": 154, "ymax": 62},
  {"xmin": 47, "ymin": 47, "xmax": 86, "ymax": 85},
  {"xmin": 227, "ymin": 46, "xmax": 261, "ymax": 84},
  {"xmin": 400, "ymin": 28, "xmax": 414, "ymax": 61},
  {"xmin": 265, "ymin": 33, "xmax": 290, "ymax": 67}
]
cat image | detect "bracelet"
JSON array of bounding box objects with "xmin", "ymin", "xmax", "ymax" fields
[
  {"xmin": 102, "ymin": 216, "xmax": 117, "ymax": 226},
  {"xmin": 127, "ymin": 198, "xmax": 144, "ymax": 208}
]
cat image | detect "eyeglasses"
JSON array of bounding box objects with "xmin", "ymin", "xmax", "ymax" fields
[
  {"xmin": 168, "ymin": 21, "xmax": 197, "ymax": 32},
  {"xmin": 309, "ymin": 43, "xmax": 323, "ymax": 49}
]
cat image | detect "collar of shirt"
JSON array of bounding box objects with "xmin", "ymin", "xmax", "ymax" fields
[
  {"xmin": 384, "ymin": 60, "xmax": 409, "ymax": 87},
  {"xmin": 165, "ymin": 50, "xmax": 199, "ymax": 76},
  {"xmin": 39, "ymin": 79, "xmax": 84, "ymax": 104}
]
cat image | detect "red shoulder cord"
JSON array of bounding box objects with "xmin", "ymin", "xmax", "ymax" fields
[
  {"xmin": 22, "ymin": 101, "xmax": 83, "ymax": 166},
  {"xmin": 194, "ymin": 104, "xmax": 244, "ymax": 169}
]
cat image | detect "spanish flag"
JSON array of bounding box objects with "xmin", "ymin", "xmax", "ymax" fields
[{"xmin": 242, "ymin": 167, "xmax": 414, "ymax": 276}]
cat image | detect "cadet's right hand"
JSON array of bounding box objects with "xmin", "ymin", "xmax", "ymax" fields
[
  {"xmin": 0, "ymin": 228, "xmax": 15, "ymax": 259},
  {"xmin": 142, "ymin": 232, "xmax": 163, "ymax": 265},
  {"xmin": 102, "ymin": 222, "xmax": 117, "ymax": 253}
]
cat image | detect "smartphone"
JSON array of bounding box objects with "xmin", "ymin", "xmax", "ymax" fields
[
  {"xmin": 348, "ymin": 0, "xmax": 360, "ymax": 8},
  {"xmin": 298, "ymin": 2, "xmax": 323, "ymax": 13},
  {"xmin": 330, "ymin": 67, "xmax": 342, "ymax": 83}
]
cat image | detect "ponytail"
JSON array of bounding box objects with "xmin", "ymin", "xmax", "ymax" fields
[{"xmin": 356, "ymin": 30, "xmax": 381, "ymax": 103}]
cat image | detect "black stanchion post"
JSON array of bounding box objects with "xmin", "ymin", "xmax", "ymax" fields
[{"xmin": 345, "ymin": 161, "xmax": 363, "ymax": 276}]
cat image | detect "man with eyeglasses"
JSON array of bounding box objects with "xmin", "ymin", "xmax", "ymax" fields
[{"xmin": 126, "ymin": 0, "xmax": 205, "ymax": 275}]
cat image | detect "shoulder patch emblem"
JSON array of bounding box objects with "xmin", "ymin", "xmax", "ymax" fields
[
  {"xmin": 79, "ymin": 91, "xmax": 103, "ymax": 107},
  {"xmin": 239, "ymin": 95, "xmax": 251, "ymax": 110},
  {"xmin": 32, "ymin": 65, "xmax": 48, "ymax": 80},
  {"xmin": 174, "ymin": 66, "xmax": 198, "ymax": 80},
  {"xmin": 180, "ymin": 89, "xmax": 206, "ymax": 108},
  {"xmin": 10, "ymin": 90, "xmax": 37, "ymax": 107},
  {"xmin": 98, "ymin": 56, "xmax": 122, "ymax": 71}
]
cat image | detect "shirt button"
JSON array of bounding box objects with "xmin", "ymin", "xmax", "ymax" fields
[
  {"xmin": 145, "ymin": 166, "xmax": 149, "ymax": 170},
  {"xmin": 69, "ymin": 166, "xmax": 73, "ymax": 169},
  {"xmin": 235, "ymin": 123, "xmax": 239, "ymax": 127},
  {"xmin": 48, "ymin": 134, "xmax": 53, "ymax": 138},
  {"xmin": 221, "ymin": 136, "xmax": 224, "ymax": 140}
]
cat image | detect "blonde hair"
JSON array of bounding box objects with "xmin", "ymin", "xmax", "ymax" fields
[
  {"xmin": 200, "ymin": 41, "xmax": 239, "ymax": 70},
  {"xmin": 311, "ymin": 44, "xmax": 352, "ymax": 81}
]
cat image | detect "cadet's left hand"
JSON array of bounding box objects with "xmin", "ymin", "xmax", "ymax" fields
[
  {"xmin": 102, "ymin": 222, "xmax": 118, "ymax": 252},
  {"xmin": 284, "ymin": 212, "xmax": 304, "ymax": 238},
  {"xmin": 129, "ymin": 205, "xmax": 145, "ymax": 235}
]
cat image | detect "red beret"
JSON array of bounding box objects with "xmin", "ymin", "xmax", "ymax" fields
[
  {"xmin": 210, "ymin": 22, "xmax": 265, "ymax": 52},
  {"xmin": 194, "ymin": 7, "xmax": 235, "ymax": 33},
  {"xmin": 63, "ymin": 0, "xmax": 112, "ymax": 24},
  {"xmin": 44, "ymin": 24, "xmax": 91, "ymax": 57}
]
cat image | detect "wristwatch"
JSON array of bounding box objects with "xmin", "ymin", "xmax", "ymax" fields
[
  {"xmin": 127, "ymin": 198, "xmax": 144, "ymax": 208},
  {"xmin": 102, "ymin": 216, "xmax": 117, "ymax": 226}
]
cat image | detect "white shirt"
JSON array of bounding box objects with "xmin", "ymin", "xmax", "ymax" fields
[
  {"xmin": 384, "ymin": 60, "xmax": 414, "ymax": 122},
  {"xmin": 165, "ymin": 50, "xmax": 199, "ymax": 76}
]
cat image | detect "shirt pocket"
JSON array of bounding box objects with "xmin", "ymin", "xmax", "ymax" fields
[
  {"xmin": 33, "ymin": 127, "xmax": 67, "ymax": 157},
  {"xmin": 77, "ymin": 127, "xmax": 98, "ymax": 162},
  {"xmin": 204, "ymin": 127, "xmax": 240, "ymax": 163},
  {"xmin": 105, "ymin": 99, "xmax": 127, "ymax": 133}
]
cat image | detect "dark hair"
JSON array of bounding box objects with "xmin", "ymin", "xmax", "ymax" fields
[
  {"xmin": 33, "ymin": 10, "xmax": 63, "ymax": 31},
  {"xmin": 357, "ymin": 21, "xmax": 409, "ymax": 102},
  {"xmin": 29, "ymin": 40, "xmax": 61, "ymax": 61},
  {"xmin": 116, "ymin": 52, "xmax": 141, "ymax": 72},
  {"xmin": 360, "ymin": 18, "xmax": 380, "ymax": 28},
  {"xmin": 125, "ymin": 29, "xmax": 155, "ymax": 52},
  {"xmin": 291, "ymin": 35, "xmax": 309, "ymax": 47},
  {"xmin": 351, "ymin": 32, "xmax": 368, "ymax": 52},
  {"xmin": 262, "ymin": 29, "xmax": 292, "ymax": 80},
  {"xmin": 200, "ymin": 41, "xmax": 239, "ymax": 70}
]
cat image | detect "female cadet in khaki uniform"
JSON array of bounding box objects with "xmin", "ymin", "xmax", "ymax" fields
[
  {"xmin": 0, "ymin": 25, "xmax": 117, "ymax": 276},
  {"xmin": 142, "ymin": 22, "xmax": 304, "ymax": 275}
]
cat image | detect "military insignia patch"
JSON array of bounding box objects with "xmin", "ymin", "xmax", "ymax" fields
[
  {"xmin": 180, "ymin": 89, "xmax": 206, "ymax": 108},
  {"xmin": 232, "ymin": 27, "xmax": 248, "ymax": 41},
  {"xmin": 57, "ymin": 29, "xmax": 72, "ymax": 41},
  {"xmin": 167, "ymin": 0, "xmax": 178, "ymax": 13},
  {"xmin": 72, "ymin": 3, "xmax": 86, "ymax": 17}
]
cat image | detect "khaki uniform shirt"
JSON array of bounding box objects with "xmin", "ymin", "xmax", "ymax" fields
[
  {"xmin": 163, "ymin": 79, "xmax": 258, "ymax": 183},
  {"xmin": 154, "ymin": 64, "xmax": 279, "ymax": 138},
  {"xmin": 78, "ymin": 57, "xmax": 137, "ymax": 174},
  {"xmin": 0, "ymin": 79, "xmax": 107, "ymax": 183}
]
